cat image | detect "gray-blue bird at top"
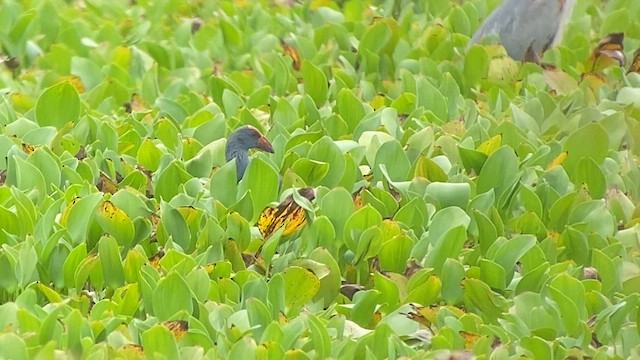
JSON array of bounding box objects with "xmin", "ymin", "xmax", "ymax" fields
[
  {"xmin": 225, "ymin": 125, "xmax": 274, "ymax": 182},
  {"xmin": 467, "ymin": 0, "xmax": 575, "ymax": 61}
]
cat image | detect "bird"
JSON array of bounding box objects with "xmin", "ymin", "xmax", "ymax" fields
[
  {"xmin": 225, "ymin": 125, "xmax": 274, "ymax": 181},
  {"xmin": 467, "ymin": 0, "xmax": 575, "ymax": 61}
]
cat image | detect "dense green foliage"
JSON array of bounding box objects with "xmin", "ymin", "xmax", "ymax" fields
[{"xmin": 0, "ymin": 0, "xmax": 639, "ymax": 358}]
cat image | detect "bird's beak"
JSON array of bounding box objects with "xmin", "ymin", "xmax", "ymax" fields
[{"xmin": 256, "ymin": 135, "xmax": 274, "ymax": 153}]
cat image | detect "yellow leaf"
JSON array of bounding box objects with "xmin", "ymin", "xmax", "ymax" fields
[
  {"xmin": 477, "ymin": 134, "xmax": 501, "ymax": 155},
  {"xmin": 310, "ymin": 0, "xmax": 333, "ymax": 10},
  {"xmin": 369, "ymin": 94, "xmax": 385, "ymax": 110},
  {"xmin": 546, "ymin": 151, "xmax": 567, "ymax": 170},
  {"xmin": 112, "ymin": 46, "xmax": 131, "ymax": 69}
]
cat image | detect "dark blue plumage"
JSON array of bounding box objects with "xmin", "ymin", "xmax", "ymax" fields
[{"xmin": 225, "ymin": 125, "xmax": 274, "ymax": 181}]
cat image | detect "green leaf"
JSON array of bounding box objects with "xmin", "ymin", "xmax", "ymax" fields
[
  {"xmin": 152, "ymin": 271, "xmax": 193, "ymax": 320},
  {"xmin": 477, "ymin": 146, "xmax": 520, "ymax": 203},
  {"xmin": 281, "ymin": 266, "xmax": 320, "ymax": 316},
  {"xmin": 35, "ymin": 81, "xmax": 81, "ymax": 127},
  {"xmin": 344, "ymin": 205, "xmax": 383, "ymax": 253},
  {"xmin": 373, "ymin": 271, "xmax": 399, "ymax": 313},
  {"xmin": 573, "ymin": 156, "xmax": 606, "ymax": 199},
  {"xmin": 136, "ymin": 138, "xmax": 163, "ymax": 171},
  {"xmin": 63, "ymin": 193, "xmax": 103, "ymax": 246},
  {"xmin": 358, "ymin": 21, "xmax": 391, "ymax": 55},
  {"xmin": 336, "ymin": 89, "xmax": 365, "ymax": 133},
  {"xmin": 95, "ymin": 201, "xmax": 135, "ymax": 248},
  {"xmin": 462, "ymin": 278, "xmax": 508, "ymax": 323},
  {"xmin": 424, "ymin": 225, "xmax": 467, "ymax": 275},
  {"xmin": 0, "ymin": 332, "xmax": 28, "ymax": 360},
  {"xmin": 307, "ymin": 136, "xmax": 345, "ymax": 187},
  {"xmin": 426, "ymin": 182, "xmax": 470, "ymax": 208},
  {"xmin": 562, "ymin": 123, "xmax": 608, "ymax": 175},
  {"xmin": 307, "ymin": 314, "xmax": 331, "ymax": 360},
  {"xmin": 378, "ymin": 234, "xmax": 413, "ymax": 273},
  {"xmin": 301, "ymin": 60, "xmax": 328, "ymax": 106},
  {"xmin": 464, "ymin": 45, "xmax": 489, "ymax": 88},
  {"xmin": 546, "ymin": 284, "xmax": 581, "ymax": 337},
  {"xmin": 141, "ymin": 324, "xmax": 179, "ymax": 359},
  {"xmin": 98, "ymin": 235, "xmax": 125, "ymax": 289},
  {"xmin": 491, "ymin": 234, "xmax": 536, "ymax": 282},
  {"xmin": 210, "ymin": 160, "xmax": 238, "ymax": 207},
  {"xmin": 155, "ymin": 160, "xmax": 193, "ymax": 201},
  {"xmin": 238, "ymin": 157, "xmax": 279, "ymax": 221},
  {"xmin": 351, "ymin": 289, "xmax": 380, "ymax": 327},
  {"xmin": 309, "ymin": 248, "xmax": 341, "ymax": 307}
]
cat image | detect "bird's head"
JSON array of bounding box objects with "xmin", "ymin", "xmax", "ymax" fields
[
  {"xmin": 225, "ymin": 125, "xmax": 274, "ymax": 181},
  {"xmin": 226, "ymin": 125, "xmax": 274, "ymax": 155}
]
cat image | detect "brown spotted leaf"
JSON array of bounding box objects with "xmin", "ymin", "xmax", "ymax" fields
[
  {"xmin": 256, "ymin": 188, "xmax": 315, "ymax": 239},
  {"xmin": 162, "ymin": 320, "xmax": 188, "ymax": 341},
  {"xmin": 148, "ymin": 248, "xmax": 165, "ymax": 268},
  {"xmin": 22, "ymin": 143, "xmax": 35, "ymax": 154}
]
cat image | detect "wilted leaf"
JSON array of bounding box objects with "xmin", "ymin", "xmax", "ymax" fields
[
  {"xmin": 162, "ymin": 320, "xmax": 188, "ymax": 341},
  {"xmin": 256, "ymin": 188, "xmax": 315, "ymax": 239}
]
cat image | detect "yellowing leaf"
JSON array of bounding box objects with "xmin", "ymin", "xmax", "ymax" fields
[
  {"xmin": 10, "ymin": 92, "xmax": 35, "ymax": 110},
  {"xmin": 352, "ymin": 187, "xmax": 364, "ymax": 210},
  {"xmin": 125, "ymin": 93, "xmax": 148, "ymax": 113},
  {"xmin": 256, "ymin": 188, "xmax": 315, "ymax": 239},
  {"xmin": 477, "ymin": 134, "xmax": 502, "ymax": 155},
  {"xmin": 281, "ymin": 40, "xmax": 301, "ymax": 71},
  {"xmin": 57, "ymin": 75, "xmax": 85, "ymax": 93},
  {"xmin": 587, "ymin": 32, "xmax": 625, "ymax": 72},
  {"xmin": 406, "ymin": 303, "xmax": 437, "ymax": 329},
  {"xmin": 96, "ymin": 200, "xmax": 136, "ymax": 247},
  {"xmin": 58, "ymin": 197, "xmax": 79, "ymax": 226},
  {"xmin": 460, "ymin": 330, "xmax": 482, "ymax": 349},
  {"xmin": 442, "ymin": 118, "xmax": 465, "ymax": 137},
  {"xmin": 162, "ymin": 320, "xmax": 188, "ymax": 341},
  {"xmin": 310, "ymin": 0, "xmax": 333, "ymax": 10},
  {"xmin": 148, "ymin": 248, "xmax": 165, "ymax": 268},
  {"xmin": 98, "ymin": 172, "xmax": 118, "ymax": 194},
  {"xmin": 546, "ymin": 151, "xmax": 567, "ymax": 170},
  {"xmin": 22, "ymin": 143, "xmax": 35, "ymax": 154},
  {"xmin": 543, "ymin": 66, "xmax": 579, "ymax": 95},
  {"xmin": 369, "ymin": 94, "xmax": 385, "ymax": 109},
  {"xmin": 628, "ymin": 49, "xmax": 640, "ymax": 74},
  {"xmin": 414, "ymin": 155, "xmax": 448, "ymax": 181},
  {"xmin": 112, "ymin": 46, "xmax": 132, "ymax": 69},
  {"xmin": 120, "ymin": 344, "xmax": 144, "ymax": 356}
]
